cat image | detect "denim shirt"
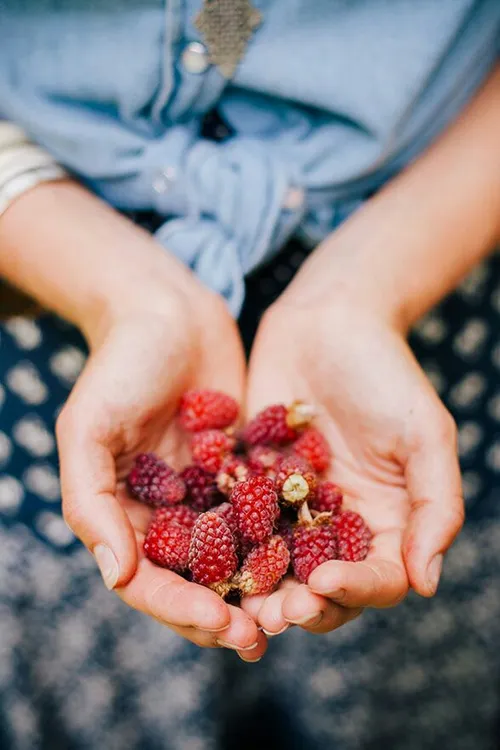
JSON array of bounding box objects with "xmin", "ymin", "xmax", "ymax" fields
[{"xmin": 0, "ymin": 0, "xmax": 499, "ymax": 313}]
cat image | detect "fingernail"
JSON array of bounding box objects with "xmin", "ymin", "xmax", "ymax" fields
[
  {"xmin": 427, "ymin": 554, "xmax": 443, "ymax": 594},
  {"xmin": 262, "ymin": 624, "xmax": 290, "ymax": 637},
  {"xmin": 93, "ymin": 544, "xmax": 119, "ymax": 590},
  {"xmin": 199, "ymin": 623, "xmax": 230, "ymax": 633},
  {"xmin": 216, "ymin": 640, "xmax": 259, "ymax": 651},
  {"xmin": 239, "ymin": 655, "xmax": 262, "ymax": 663},
  {"xmin": 286, "ymin": 612, "xmax": 323, "ymax": 627}
]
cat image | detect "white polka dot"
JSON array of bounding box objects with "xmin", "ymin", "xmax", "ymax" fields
[
  {"xmin": 457, "ymin": 421, "xmax": 483, "ymax": 457},
  {"xmin": 449, "ymin": 373, "xmax": 487, "ymax": 409},
  {"xmin": 23, "ymin": 464, "xmax": 61, "ymax": 501},
  {"xmin": 0, "ymin": 476, "xmax": 24, "ymax": 513},
  {"xmin": 453, "ymin": 318, "xmax": 488, "ymax": 358},
  {"xmin": 0, "ymin": 432, "xmax": 12, "ymax": 465},
  {"xmin": 457, "ymin": 263, "xmax": 489, "ymax": 302},
  {"xmin": 487, "ymin": 393, "xmax": 500, "ymax": 421},
  {"xmin": 5, "ymin": 363, "xmax": 48, "ymax": 405},
  {"xmin": 462, "ymin": 471, "xmax": 482, "ymax": 504},
  {"xmin": 4, "ymin": 317, "xmax": 42, "ymax": 349},
  {"xmin": 491, "ymin": 342, "xmax": 500, "ymax": 371},
  {"xmin": 486, "ymin": 441, "xmax": 500, "ymax": 471},
  {"xmin": 422, "ymin": 364, "xmax": 447, "ymax": 395},
  {"xmin": 13, "ymin": 416, "xmax": 55, "ymax": 457},
  {"xmin": 36, "ymin": 512, "xmax": 75, "ymax": 546},
  {"xmin": 49, "ymin": 346, "xmax": 85, "ymax": 384},
  {"xmin": 310, "ymin": 667, "xmax": 346, "ymax": 698},
  {"xmin": 414, "ymin": 314, "xmax": 448, "ymax": 344}
]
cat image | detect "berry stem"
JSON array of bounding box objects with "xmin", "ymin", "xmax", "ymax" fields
[{"xmin": 298, "ymin": 500, "xmax": 314, "ymax": 525}]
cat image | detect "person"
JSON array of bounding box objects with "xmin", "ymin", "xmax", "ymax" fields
[{"xmin": 0, "ymin": 2, "xmax": 499, "ymax": 747}]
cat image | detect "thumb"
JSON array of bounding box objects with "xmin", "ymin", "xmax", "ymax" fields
[
  {"xmin": 403, "ymin": 412, "xmax": 464, "ymax": 597},
  {"xmin": 57, "ymin": 407, "xmax": 138, "ymax": 590}
]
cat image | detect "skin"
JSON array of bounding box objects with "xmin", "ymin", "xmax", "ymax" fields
[{"xmin": 0, "ymin": 64, "xmax": 499, "ymax": 654}]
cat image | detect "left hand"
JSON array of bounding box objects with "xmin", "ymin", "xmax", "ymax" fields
[{"xmin": 241, "ymin": 253, "xmax": 464, "ymax": 637}]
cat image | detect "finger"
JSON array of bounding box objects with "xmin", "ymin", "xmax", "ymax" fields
[
  {"xmin": 255, "ymin": 588, "xmax": 293, "ymax": 636},
  {"xmin": 403, "ymin": 415, "xmax": 464, "ymax": 597},
  {"xmin": 214, "ymin": 604, "xmax": 265, "ymax": 653},
  {"xmin": 117, "ymin": 556, "xmax": 231, "ymax": 631},
  {"xmin": 57, "ymin": 408, "xmax": 137, "ymax": 589},
  {"xmin": 165, "ymin": 625, "xmax": 268, "ymax": 661},
  {"xmin": 308, "ymin": 529, "xmax": 408, "ymax": 608},
  {"xmin": 240, "ymin": 577, "xmax": 297, "ymax": 629},
  {"xmin": 282, "ymin": 584, "xmax": 362, "ymax": 633}
]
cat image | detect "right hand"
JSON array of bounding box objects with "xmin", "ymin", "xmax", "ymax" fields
[{"xmin": 56, "ymin": 268, "xmax": 266, "ymax": 661}]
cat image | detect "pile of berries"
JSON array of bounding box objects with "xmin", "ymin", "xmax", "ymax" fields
[{"xmin": 127, "ymin": 389, "xmax": 372, "ymax": 597}]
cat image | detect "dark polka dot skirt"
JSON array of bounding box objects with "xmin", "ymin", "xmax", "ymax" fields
[{"xmin": 1, "ymin": 243, "xmax": 499, "ymax": 750}]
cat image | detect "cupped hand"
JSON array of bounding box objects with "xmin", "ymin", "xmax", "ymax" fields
[
  {"xmin": 242, "ymin": 285, "xmax": 463, "ymax": 637},
  {"xmin": 56, "ymin": 278, "xmax": 265, "ymax": 659}
]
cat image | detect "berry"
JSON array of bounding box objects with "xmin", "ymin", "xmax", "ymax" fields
[
  {"xmin": 309, "ymin": 481, "xmax": 343, "ymax": 515},
  {"xmin": 246, "ymin": 445, "xmax": 281, "ymax": 478},
  {"xmin": 179, "ymin": 389, "xmax": 239, "ymax": 432},
  {"xmin": 235, "ymin": 536, "xmax": 290, "ymax": 595},
  {"xmin": 143, "ymin": 518, "xmax": 191, "ymax": 571},
  {"xmin": 152, "ymin": 504, "xmax": 199, "ymax": 530},
  {"xmin": 292, "ymin": 427, "xmax": 331, "ymax": 473},
  {"xmin": 180, "ymin": 465, "xmax": 220, "ymax": 511},
  {"xmin": 243, "ymin": 401, "xmax": 315, "ymax": 446},
  {"xmin": 216, "ymin": 454, "xmax": 250, "ymax": 495},
  {"xmin": 292, "ymin": 518, "xmax": 338, "ymax": 583},
  {"xmin": 332, "ymin": 511, "xmax": 372, "ymax": 562},
  {"xmin": 275, "ymin": 455, "xmax": 316, "ymax": 506},
  {"xmin": 191, "ymin": 430, "xmax": 236, "ymax": 473},
  {"xmin": 213, "ymin": 502, "xmax": 239, "ymax": 536},
  {"xmin": 231, "ymin": 476, "xmax": 280, "ymax": 544},
  {"xmin": 127, "ymin": 453, "xmax": 186, "ymax": 507},
  {"xmin": 188, "ymin": 512, "xmax": 238, "ymax": 587}
]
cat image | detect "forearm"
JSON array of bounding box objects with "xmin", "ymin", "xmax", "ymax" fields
[
  {"xmin": 295, "ymin": 63, "xmax": 500, "ymax": 331},
  {"xmin": 0, "ymin": 180, "xmax": 202, "ymax": 346}
]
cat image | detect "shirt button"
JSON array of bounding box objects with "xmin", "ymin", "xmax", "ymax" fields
[{"xmin": 181, "ymin": 41, "xmax": 210, "ymax": 74}]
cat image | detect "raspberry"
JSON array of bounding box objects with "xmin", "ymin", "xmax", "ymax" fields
[
  {"xmin": 179, "ymin": 389, "xmax": 239, "ymax": 432},
  {"xmin": 188, "ymin": 511, "xmax": 238, "ymax": 589},
  {"xmin": 292, "ymin": 427, "xmax": 331, "ymax": 473},
  {"xmin": 191, "ymin": 430, "xmax": 236, "ymax": 474},
  {"xmin": 152, "ymin": 504, "xmax": 199, "ymax": 530},
  {"xmin": 246, "ymin": 445, "xmax": 281, "ymax": 478},
  {"xmin": 332, "ymin": 511, "xmax": 372, "ymax": 562},
  {"xmin": 231, "ymin": 476, "xmax": 280, "ymax": 544},
  {"xmin": 180, "ymin": 465, "xmax": 220, "ymax": 511},
  {"xmin": 216, "ymin": 454, "xmax": 250, "ymax": 495},
  {"xmin": 213, "ymin": 502, "xmax": 239, "ymax": 536},
  {"xmin": 127, "ymin": 453, "xmax": 186, "ymax": 507},
  {"xmin": 292, "ymin": 517, "xmax": 338, "ymax": 583},
  {"xmin": 275, "ymin": 455, "xmax": 316, "ymax": 506},
  {"xmin": 143, "ymin": 518, "xmax": 191, "ymax": 571},
  {"xmin": 309, "ymin": 481, "xmax": 343, "ymax": 515},
  {"xmin": 235, "ymin": 536, "xmax": 290, "ymax": 595},
  {"xmin": 243, "ymin": 401, "xmax": 315, "ymax": 446}
]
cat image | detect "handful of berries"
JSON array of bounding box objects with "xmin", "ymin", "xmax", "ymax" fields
[{"xmin": 127, "ymin": 389, "xmax": 372, "ymax": 597}]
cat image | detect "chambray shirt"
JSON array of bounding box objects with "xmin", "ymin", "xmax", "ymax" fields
[{"xmin": 0, "ymin": 0, "xmax": 499, "ymax": 314}]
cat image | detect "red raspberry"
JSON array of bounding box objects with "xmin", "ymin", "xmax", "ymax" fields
[
  {"xmin": 216, "ymin": 454, "xmax": 250, "ymax": 495},
  {"xmin": 152, "ymin": 504, "xmax": 199, "ymax": 530},
  {"xmin": 127, "ymin": 453, "xmax": 186, "ymax": 507},
  {"xmin": 231, "ymin": 476, "xmax": 280, "ymax": 544},
  {"xmin": 292, "ymin": 518, "xmax": 338, "ymax": 583},
  {"xmin": 243, "ymin": 401, "xmax": 315, "ymax": 446},
  {"xmin": 179, "ymin": 389, "xmax": 239, "ymax": 432},
  {"xmin": 309, "ymin": 481, "xmax": 343, "ymax": 515},
  {"xmin": 292, "ymin": 427, "xmax": 331, "ymax": 473},
  {"xmin": 188, "ymin": 511, "xmax": 238, "ymax": 589},
  {"xmin": 143, "ymin": 518, "xmax": 191, "ymax": 572},
  {"xmin": 332, "ymin": 511, "xmax": 372, "ymax": 562},
  {"xmin": 246, "ymin": 445, "xmax": 281, "ymax": 478},
  {"xmin": 275, "ymin": 455, "xmax": 316, "ymax": 506},
  {"xmin": 191, "ymin": 430, "xmax": 236, "ymax": 473},
  {"xmin": 235, "ymin": 536, "xmax": 290, "ymax": 595},
  {"xmin": 180, "ymin": 465, "xmax": 220, "ymax": 511}
]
